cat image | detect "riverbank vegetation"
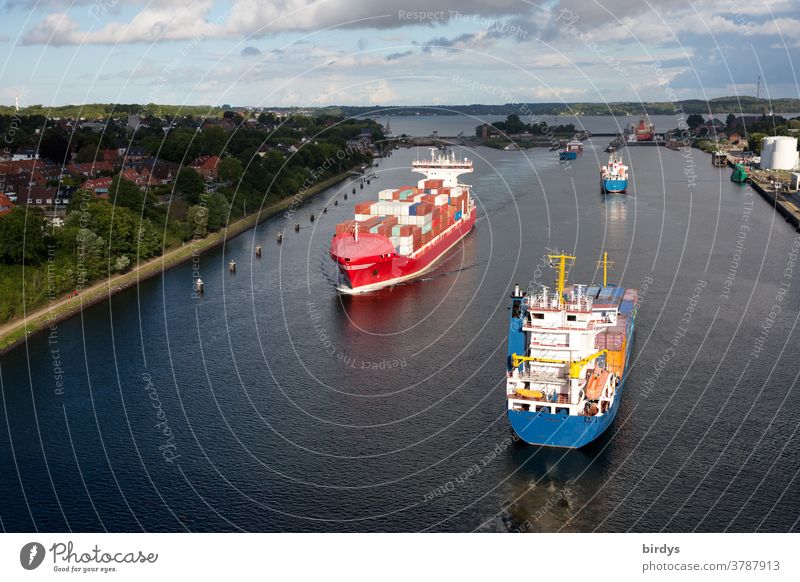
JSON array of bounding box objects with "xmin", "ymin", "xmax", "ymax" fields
[
  {"xmin": 0, "ymin": 112, "xmax": 381, "ymax": 322},
  {"xmin": 477, "ymin": 114, "xmax": 580, "ymax": 149}
]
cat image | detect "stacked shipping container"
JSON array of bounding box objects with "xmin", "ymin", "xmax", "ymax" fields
[
  {"xmin": 336, "ymin": 181, "xmax": 470, "ymax": 257},
  {"xmin": 593, "ymin": 287, "xmax": 637, "ymax": 378}
]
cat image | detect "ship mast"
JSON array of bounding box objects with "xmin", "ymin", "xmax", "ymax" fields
[
  {"xmin": 597, "ymin": 251, "xmax": 614, "ymax": 286},
  {"xmin": 547, "ymin": 253, "xmax": 576, "ymax": 305}
]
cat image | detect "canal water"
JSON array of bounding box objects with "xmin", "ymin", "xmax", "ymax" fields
[{"xmin": 1, "ymin": 134, "xmax": 799, "ymax": 532}]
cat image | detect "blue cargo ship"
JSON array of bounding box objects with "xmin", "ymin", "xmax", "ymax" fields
[
  {"xmin": 505, "ymin": 253, "xmax": 637, "ymax": 448},
  {"xmin": 558, "ymin": 141, "xmax": 583, "ymax": 161},
  {"xmin": 600, "ymin": 153, "xmax": 629, "ymax": 194}
]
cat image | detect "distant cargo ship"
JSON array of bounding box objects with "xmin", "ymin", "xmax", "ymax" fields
[
  {"xmin": 330, "ymin": 150, "xmax": 476, "ymax": 293},
  {"xmin": 600, "ymin": 153, "xmax": 629, "ymax": 193},
  {"xmin": 730, "ymin": 162, "xmax": 750, "ymax": 184},
  {"xmin": 505, "ymin": 253, "xmax": 637, "ymax": 448},
  {"xmin": 633, "ymin": 117, "xmax": 654, "ymax": 141},
  {"xmin": 558, "ymin": 141, "xmax": 583, "ymax": 161}
]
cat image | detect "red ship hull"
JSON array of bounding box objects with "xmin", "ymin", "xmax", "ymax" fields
[{"xmin": 330, "ymin": 209, "xmax": 477, "ymax": 293}]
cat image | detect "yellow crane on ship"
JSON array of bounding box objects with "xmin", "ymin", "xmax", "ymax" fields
[
  {"xmin": 511, "ymin": 350, "xmax": 608, "ymax": 379},
  {"xmin": 516, "ymin": 252, "xmax": 609, "ymax": 378},
  {"xmin": 547, "ymin": 253, "xmax": 575, "ymax": 305}
]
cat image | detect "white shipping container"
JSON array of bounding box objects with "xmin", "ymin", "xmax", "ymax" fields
[
  {"xmin": 397, "ymin": 214, "xmax": 433, "ymax": 226},
  {"xmin": 434, "ymin": 194, "xmax": 449, "ymax": 206},
  {"xmin": 378, "ymin": 189, "xmax": 395, "ymax": 200},
  {"xmin": 376, "ymin": 201, "xmax": 411, "ymax": 216},
  {"xmin": 398, "ymin": 244, "xmax": 414, "ymax": 255}
]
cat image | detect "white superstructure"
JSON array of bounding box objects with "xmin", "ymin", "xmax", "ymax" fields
[
  {"xmin": 506, "ymin": 256, "xmax": 625, "ymax": 419},
  {"xmin": 411, "ymin": 149, "xmax": 473, "ymax": 187}
]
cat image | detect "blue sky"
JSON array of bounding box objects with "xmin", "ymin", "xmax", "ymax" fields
[{"xmin": 1, "ymin": 0, "xmax": 798, "ymax": 108}]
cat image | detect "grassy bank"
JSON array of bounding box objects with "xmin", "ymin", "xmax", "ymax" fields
[{"xmin": 0, "ymin": 171, "xmax": 353, "ymax": 354}]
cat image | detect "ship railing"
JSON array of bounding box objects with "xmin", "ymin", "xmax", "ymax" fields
[
  {"xmin": 525, "ymin": 294, "xmax": 593, "ymax": 312},
  {"xmin": 516, "ymin": 373, "xmax": 565, "ymax": 385},
  {"xmin": 523, "ymin": 323, "xmax": 603, "ymax": 332}
]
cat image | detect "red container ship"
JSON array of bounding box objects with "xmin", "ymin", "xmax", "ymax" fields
[
  {"xmin": 330, "ymin": 149, "xmax": 477, "ymax": 293},
  {"xmin": 633, "ymin": 117, "xmax": 654, "ymax": 141}
]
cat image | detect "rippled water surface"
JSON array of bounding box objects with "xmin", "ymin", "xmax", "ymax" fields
[{"xmin": 2, "ymin": 137, "xmax": 799, "ymax": 532}]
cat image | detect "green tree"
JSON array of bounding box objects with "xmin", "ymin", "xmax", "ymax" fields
[
  {"xmin": 725, "ymin": 113, "xmax": 736, "ymax": 131},
  {"xmin": 0, "ymin": 208, "xmax": 48, "ymax": 264},
  {"xmin": 174, "ymin": 167, "xmax": 205, "ymax": 203},
  {"xmin": 505, "ymin": 114, "xmax": 525, "ymax": 134},
  {"xmin": 187, "ymin": 205, "xmax": 208, "ymax": 238},
  {"xmin": 218, "ymin": 157, "xmax": 243, "ymax": 184},
  {"xmin": 75, "ymin": 142, "xmax": 101, "ymax": 163},
  {"xmin": 39, "ymin": 129, "xmax": 70, "ymax": 164},
  {"xmin": 748, "ymin": 133, "xmax": 767, "ymax": 155},
  {"xmin": 205, "ymin": 192, "xmax": 229, "ymax": 231},
  {"xmin": 200, "ymin": 125, "xmax": 228, "ymax": 155},
  {"xmin": 156, "ymin": 128, "xmax": 201, "ymax": 163},
  {"xmin": 687, "ymin": 114, "xmax": 704, "ymax": 129},
  {"xmin": 110, "ymin": 174, "xmax": 145, "ymax": 211}
]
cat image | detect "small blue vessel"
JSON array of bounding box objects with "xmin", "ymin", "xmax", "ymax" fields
[
  {"xmin": 505, "ymin": 253, "xmax": 637, "ymax": 448},
  {"xmin": 558, "ymin": 141, "xmax": 583, "ymax": 161},
  {"xmin": 601, "ymin": 153, "xmax": 628, "ymax": 193}
]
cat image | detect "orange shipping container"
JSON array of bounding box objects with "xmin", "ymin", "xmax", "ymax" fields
[
  {"xmin": 335, "ymin": 221, "xmax": 355, "ymax": 235},
  {"xmin": 605, "ymin": 338, "xmax": 626, "ymax": 376},
  {"xmin": 357, "ymin": 216, "xmax": 383, "ymax": 230}
]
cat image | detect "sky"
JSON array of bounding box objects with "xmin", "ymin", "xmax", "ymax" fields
[{"xmin": 0, "ymin": 0, "xmax": 798, "ymax": 108}]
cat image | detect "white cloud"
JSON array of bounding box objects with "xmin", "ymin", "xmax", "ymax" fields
[{"xmin": 21, "ymin": 0, "xmax": 527, "ymax": 45}]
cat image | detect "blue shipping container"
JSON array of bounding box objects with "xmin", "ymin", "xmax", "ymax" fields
[
  {"xmin": 409, "ymin": 203, "xmax": 419, "ymax": 216},
  {"xmin": 619, "ymin": 300, "xmax": 635, "ymax": 315}
]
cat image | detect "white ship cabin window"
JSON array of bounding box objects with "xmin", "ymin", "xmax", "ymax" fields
[{"xmin": 532, "ymin": 312, "xmax": 544, "ymax": 320}]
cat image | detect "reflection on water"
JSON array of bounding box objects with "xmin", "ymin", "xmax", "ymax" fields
[{"xmin": 1, "ymin": 138, "xmax": 799, "ymax": 532}]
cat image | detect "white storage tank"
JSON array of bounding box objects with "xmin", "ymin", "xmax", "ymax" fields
[
  {"xmin": 791, "ymin": 172, "xmax": 800, "ymax": 191},
  {"xmin": 771, "ymin": 136, "xmax": 799, "ymax": 170},
  {"xmin": 760, "ymin": 136, "xmax": 778, "ymax": 169}
]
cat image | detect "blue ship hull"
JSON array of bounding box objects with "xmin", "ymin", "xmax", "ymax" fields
[
  {"xmin": 559, "ymin": 151, "xmax": 577, "ymax": 161},
  {"xmin": 602, "ymin": 178, "xmax": 627, "ymax": 193},
  {"xmin": 506, "ymin": 293, "xmax": 636, "ymax": 449}
]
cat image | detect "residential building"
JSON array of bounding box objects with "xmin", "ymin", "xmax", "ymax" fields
[{"xmin": 189, "ymin": 155, "xmax": 220, "ymax": 179}]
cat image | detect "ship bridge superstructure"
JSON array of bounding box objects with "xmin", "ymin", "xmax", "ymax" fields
[
  {"xmin": 411, "ymin": 149, "xmax": 473, "ymax": 188},
  {"xmin": 506, "ymin": 255, "xmax": 621, "ymax": 418}
]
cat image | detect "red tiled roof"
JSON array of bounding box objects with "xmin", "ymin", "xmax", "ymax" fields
[
  {"xmin": 67, "ymin": 161, "xmax": 115, "ymax": 176},
  {"xmin": 0, "ymin": 193, "xmax": 14, "ymax": 215}
]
